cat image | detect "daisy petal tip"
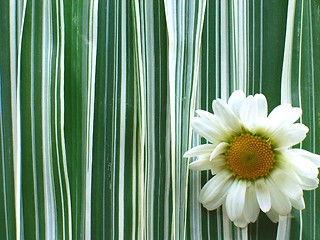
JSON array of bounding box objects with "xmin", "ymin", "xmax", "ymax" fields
[
  {"xmin": 261, "ymin": 205, "xmax": 271, "ymax": 213},
  {"xmin": 234, "ymin": 220, "xmax": 249, "ymax": 229},
  {"xmin": 195, "ymin": 109, "xmax": 208, "ymax": 115},
  {"xmin": 183, "ymin": 152, "xmax": 190, "ymax": 158},
  {"xmin": 188, "ymin": 163, "xmax": 197, "ymax": 170},
  {"xmin": 211, "ymin": 99, "xmax": 217, "ymax": 107},
  {"xmin": 293, "ymin": 149, "xmax": 320, "ymax": 168},
  {"xmin": 295, "ymin": 107, "xmax": 302, "ymax": 115},
  {"xmin": 183, "ymin": 149, "xmax": 194, "ymax": 158},
  {"xmin": 198, "ymin": 192, "xmax": 207, "ymax": 204},
  {"xmin": 298, "ymin": 110, "xmax": 303, "ymax": 119},
  {"xmin": 213, "ymin": 99, "xmax": 226, "ymax": 109},
  {"xmin": 297, "ymin": 123, "xmax": 309, "ymax": 134},
  {"xmin": 195, "ymin": 109, "xmax": 202, "ymax": 115},
  {"xmin": 254, "ymin": 92, "xmax": 265, "ymax": 98},
  {"xmin": 230, "ymin": 90, "xmax": 245, "ymax": 98}
]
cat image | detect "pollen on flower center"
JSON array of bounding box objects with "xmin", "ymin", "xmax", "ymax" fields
[{"xmin": 225, "ymin": 133, "xmax": 275, "ymax": 180}]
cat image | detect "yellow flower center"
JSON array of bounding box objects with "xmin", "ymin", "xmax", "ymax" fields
[{"xmin": 225, "ymin": 133, "xmax": 275, "ymax": 180}]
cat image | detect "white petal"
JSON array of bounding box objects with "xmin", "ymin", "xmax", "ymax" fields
[
  {"xmin": 265, "ymin": 177, "xmax": 291, "ymax": 215},
  {"xmin": 255, "ymin": 93, "xmax": 268, "ymax": 119},
  {"xmin": 210, "ymin": 142, "xmax": 229, "ymax": 161},
  {"xmin": 266, "ymin": 208, "xmax": 280, "ymax": 223},
  {"xmin": 195, "ymin": 109, "xmax": 216, "ymax": 120},
  {"xmin": 191, "ymin": 118, "xmax": 221, "ymax": 144},
  {"xmin": 228, "ymin": 90, "xmax": 246, "ymax": 118},
  {"xmin": 184, "ymin": 144, "xmax": 215, "ymax": 158},
  {"xmin": 255, "ymin": 178, "xmax": 271, "ymax": 212},
  {"xmin": 196, "ymin": 110, "xmax": 233, "ymax": 139},
  {"xmin": 298, "ymin": 175, "xmax": 319, "ymax": 190},
  {"xmin": 199, "ymin": 170, "xmax": 233, "ymax": 203},
  {"xmin": 267, "ymin": 104, "xmax": 302, "ymax": 131},
  {"xmin": 276, "ymin": 160, "xmax": 302, "ymax": 185},
  {"xmin": 272, "ymin": 123, "xmax": 309, "ymax": 149},
  {"xmin": 281, "ymin": 150, "xmax": 318, "ymax": 179},
  {"xmin": 277, "ymin": 158, "xmax": 319, "ymax": 190},
  {"xmin": 268, "ymin": 167, "xmax": 302, "ymax": 200},
  {"xmin": 210, "ymin": 155, "xmax": 228, "ymax": 171},
  {"xmin": 290, "ymin": 149, "xmax": 320, "ymax": 167},
  {"xmin": 239, "ymin": 94, "xmax": 267, "ymax": 134},
  {"xmin": 240, "ymin": 95, "xmax": 258, "ymax": 133},
  {"xmin": 194, "ymin": 117, "xmax": 230, "ymax": 141},
  {"xmin": 212, "ymin": 99, "xmax": 242, "ymax": 133},
  {"xmin": 290, "ymin": 196, "xmax": 305, "ymax": 210},
  {"xmin": 233, "ymin": 214, "xmax": 249, "ymax": 228},
  {"xmin": 189, "ymin": 157, "xmax": 214, "ymax": 171},
  {"xmin": 203, "ymin": 178, "xmax": 233, "ymax": 210},
  {"xmin": 226, "ymin": 179, "xmax": 247, "ymax": 221},
  {"xmin": 244, "ymin": 184, "xmax": 260, "ymax": 223}
]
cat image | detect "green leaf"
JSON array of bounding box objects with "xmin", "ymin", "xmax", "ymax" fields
[{"xmin": 0, "ymin": 0, "xmax": 320, "ymax": 239}]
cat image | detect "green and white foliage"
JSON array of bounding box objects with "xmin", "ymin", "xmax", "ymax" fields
[{"xmin": 0, "ymin": 0, "xmax": 319, "ymax": 239}]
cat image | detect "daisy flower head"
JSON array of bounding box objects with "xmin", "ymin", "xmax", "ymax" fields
[{"xmin": 184, "ymin": 90, "xmax": 320, "ymax": 228}]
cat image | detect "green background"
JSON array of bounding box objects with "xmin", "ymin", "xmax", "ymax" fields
[{"xmin": 0, "ymin": 0, "xmax": 319, "ymax": 239}]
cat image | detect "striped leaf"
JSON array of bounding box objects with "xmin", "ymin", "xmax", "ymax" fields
[{"xmin": 0, "ymin": 0, "xmax": 319, "ymax": 239}]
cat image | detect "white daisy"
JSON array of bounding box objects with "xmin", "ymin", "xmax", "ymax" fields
[{"xmin": 184, "ymin": 90, "xmax": 320, "ymax": 228}]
